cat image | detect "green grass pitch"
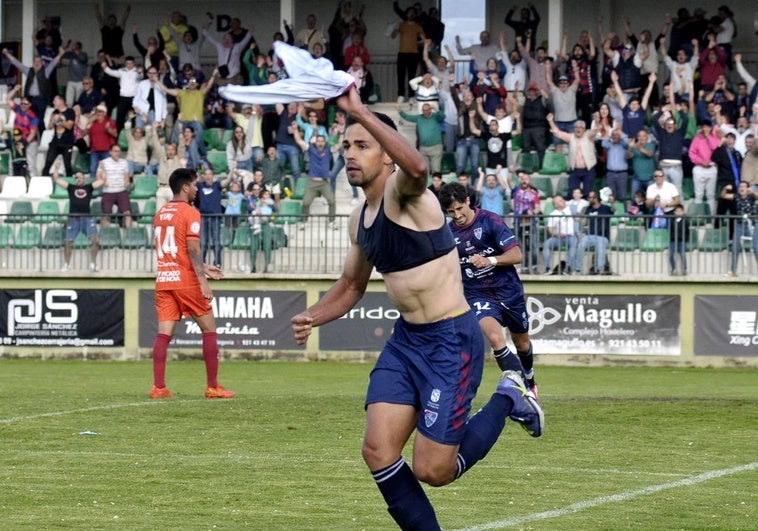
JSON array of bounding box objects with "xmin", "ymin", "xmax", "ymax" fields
[{"xmin": 0, "ymin": 360, "xmax": 756, "ymax": 530}]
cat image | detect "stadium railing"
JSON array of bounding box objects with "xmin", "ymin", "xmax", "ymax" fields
[{"xmin": 0, "ymin": 213, "xmax": 755, "ymax": 278}]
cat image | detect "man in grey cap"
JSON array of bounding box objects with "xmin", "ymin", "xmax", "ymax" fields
[{"xmin": 545, "ymin": 64, "xmax": 580, "ymax": 151}]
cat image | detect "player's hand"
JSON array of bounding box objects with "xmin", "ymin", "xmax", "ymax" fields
[
  {"xmin": 470, "ymin": 254, "xmax": 493, "ymax": 269},
  {"xmin": 201, "ymin": 284, "xmax": 214, "ymax": 300},
  {"xmin": 291, "ymin": 312, "xmax": 314, "ymax": 345},
  {"xmin": 204, "ymin": 264, "xmax": 224, "ymax": 280}
]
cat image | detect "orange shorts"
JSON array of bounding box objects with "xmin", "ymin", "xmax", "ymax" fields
[{"xmin": 155, "ymin": 288, "xmax": 212, "ymax": 322}]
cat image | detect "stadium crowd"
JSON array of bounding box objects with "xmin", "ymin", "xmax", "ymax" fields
[{"xmin": 0, "ymin": 1, "xmax": 757, "ymax": 276}]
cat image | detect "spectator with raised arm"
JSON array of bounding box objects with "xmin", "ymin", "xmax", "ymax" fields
[
  {"xmin": 202, "ymin": 17, "xmax": 254, "ymax": 86},
  {"xmin": 548, "ymin": 112, "xmax": 599, "ymax": 198},
  {"xmin": 456, "ymin": 30, "xmax": 499, "ymax": 73},
  {"xmin": 398, "ymin": 102, "xmax": 445, "ymax": 176},
  {"xmin": 159, "ymin": 11, "xmax": 189, "ymax": 70},
  {"xmin": 54, "ymin": 161, "xmax": 105, "ymax": 272},
  {"xmin": 94, "ymin": 3, "xmax": 131, "ymax": 59},
  {"xmin": 391, "ymin": 6, "xmax": 425, "ymax": 102},
  {"xmin": 660, "ymin": 36, "xmax": 698, "ymax": 100},
  {"xmin": 167, "ymin": 17, "xmax": 208, "ymax": 71},
  {"xmin": 6, "ymin": 85, "xmax": 40, "ymax": 177},
  {"xmin": 2, "ymin": 45, "xmax": 64, "ymax": 123},
  {"xmin": 505, "ymin": 3, "xmax": 540, "ymax": 52},
  {"xmin": 102, "ymin": 55, "xmax": 141, "ymax": 130}
]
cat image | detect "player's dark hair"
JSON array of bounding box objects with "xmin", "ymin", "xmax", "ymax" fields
[
  {"xmin": 346, "ymin": 112, "xmax": 398, "ymax": 132},
  {"xmin": 438, "ymin": 182, "xmax": 469, "ymax": 209},
  {"xmin": 169, "ymin": 168, "xmax": 197, "ymax": 194}
]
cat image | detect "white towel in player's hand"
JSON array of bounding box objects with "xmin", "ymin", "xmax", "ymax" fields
[{"xmin": 219, "ymin": 41, "xmax": 355, "ymax": 104}]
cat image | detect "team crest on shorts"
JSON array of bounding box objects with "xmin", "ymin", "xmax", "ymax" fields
[
  {"xmin": 430, "ymin": 388, "xmax": 441, "ymax": 402},
  {"xmin": 474, "ymin": 228, "xmax": 483, "ymax": 240},
  {"xmin": 424, "ymin": 409, "xmax": 438, "ymax": 427}
]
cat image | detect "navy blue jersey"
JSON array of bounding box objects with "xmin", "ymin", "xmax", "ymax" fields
[{"xmin": 449, "ymin": 208, "xmax": 524, "ymax": 302}]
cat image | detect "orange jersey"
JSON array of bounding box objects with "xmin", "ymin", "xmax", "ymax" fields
[{"xmin": 154, "ymin": 200, "xmax": 202, "ymax": 291}]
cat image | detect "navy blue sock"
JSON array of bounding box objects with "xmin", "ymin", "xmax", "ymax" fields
[
  {"xmin": 492, "ymin": 346, "xmax": 525, "ymax": 373},
  {"xmin": 455, "ymin": 393, "xmax": 512, "ymax": 480},
  {"xmin": 373, "ymin": 457, "xmax": 440, "ymax": 531},
  {"xmin": 517, "ymin": 342, "xmax": 534, "ymax": 375}
]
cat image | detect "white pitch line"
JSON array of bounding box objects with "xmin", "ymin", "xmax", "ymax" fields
[
  {"xmin": 0, "ymin": 400, "xmax": 201, "ymax": 424},
  {"xmin": 455, "ymin": 462, "xmax": 758, "ymax": 531}
]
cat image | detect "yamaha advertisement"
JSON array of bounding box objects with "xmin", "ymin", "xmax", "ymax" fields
[
  {"xmin": 0, "ymin": 289, "xmax": 124, "ymax": 346},
  {"xmin": 138, "ymin": 289, "xmax": 306, "ymax": 350}
]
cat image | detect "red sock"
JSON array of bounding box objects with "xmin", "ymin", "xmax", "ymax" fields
[
  {"xmin": 152, "ymin": 333, "xmax": 172, "ymax": 388},
  {"xmin": 202, "ymin": 332, "xmax": 219, "ymax": 388}
]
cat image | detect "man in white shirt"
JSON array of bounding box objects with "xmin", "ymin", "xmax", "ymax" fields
[
  {"xmin": 98, "ymin": 144, "xmax": 132, "ymax": 227},
  {"xmin": 645, "ymin": 170, "xmax": 681, "ymax": 213},
  {"xmin": 103, "ymin": 55, "xmax": 141, "ymax": 130},
  {"xmin": 543, "ymin": 195, "xmax": 579, "ymax": 274}
]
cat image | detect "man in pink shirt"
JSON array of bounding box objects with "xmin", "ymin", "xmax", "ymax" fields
[{"xmin": 688, "ymin": 120, "xmax": 721, "ymax": 216}]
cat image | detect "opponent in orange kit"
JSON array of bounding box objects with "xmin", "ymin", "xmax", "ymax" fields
[{"xmin": 150, "ymin": 168, "xmax": 235, "ymax": 399}]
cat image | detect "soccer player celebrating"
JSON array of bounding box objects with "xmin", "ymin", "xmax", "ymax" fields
[
  {"xmin": 150, "ymin": 168, "xmax": 235, "ymax": 400},
  {"xmin": 440, "ymin": 182, "xmax": 538, "ymax": 396},
  {"xmin": 291, "ymin": 87, "xmax": 543, "ymax": 530}
]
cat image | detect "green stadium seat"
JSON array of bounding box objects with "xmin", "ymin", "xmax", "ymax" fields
[
  {"xmin": 612, "ymin": 228, "xmax": 641, "ymax": 251},
  {"xmin": 0, "ymin": 225, "xmax": 15, "ymax": 248},
  {"xmin": 610, "ymin": 201, "xmax": 626, "ymax": 226},
  {"xmin": 518, "ymin": 151, "xmax": 540, "ymax": 174},
  {"xmin": 7, "ymin": 200, "xmax": 34, "ymax": 223},
  {"xmin": 99, "ymin": 226, "xmax": 122, "ymax": 249},
  {"xmin": 530, "ymin": 176, "xmax": 553, "ymax": 198},
  {"xmin": 51, "ymin": 178, "xmax": 75, "ymax": 199},
  {"xmin": 73, "ymin": 152, "xmax": 91, "ymax": 174},
  {"xmin": 686, "ymin": 202, "xmax": 711, "ymax": 226},
  {"xmin": 40, "ymin": 225, "xmax": 65, "ymax": 248},
  {"xmin": 129, "ymin": 200, "xmax": 141, "ymax": 222},
  {"xmin": 220, "ymin": 128, "xmax": 233, "ymax": 146},
  {"xmin": 539, "ymin": 152, "xmax": 568, "ymax": 175},
  {"xmin": 117, "ymin": 129, "xmax": 129, "ymax": 150},
  {"xmin": 203, "ymin": 128, "xmax": 222, "ymax": 150},
  {"xmin": 131, "ymin": 176, "xmax": 158, "ymax": 199},
  {"xmin": 685, "ymin": 228, "xmax": 698, "ymax": 252},
  {"xmin": 368, "ymin": 82, "xmax": 381, "ymax": 104},
  {"xmin": 206, "ymin": 151, "xmax": 228, "ymax": 174},
  {"xmin": 0, "ymin": 152, "xmax": 9, "ymax": 174},
  {"xmin": 90, "ymin": 200, "xmax": 102, "ymax": 218},
  {"xmin": 13, "ymin": 225, "xmax": 41, "ymax": 249},
  {"xmin": 510, "ymin": 134, "xmax": 522, "ymax": 151},
  {"xmin": 121, "ymin": 226, "xmax": 149, "ymax": 248},
  {"xmin": 137, "ymin": 200, "xmax": 156, "ymax": 225},
  {"xmin": 699, "ymin": 227, "xmax": 729, "ymax": 252},
  {"xmin": 290, "ymin": 178, "xmax": 309, "ymax": 200},
  {"xmin": 681, "ymin": 178, "xmax": 694, "ymax": 200},
  {"xmin": 555, "ymin": 176, "xmax": 569, "ymax": 197},
  {"xmin": 230, "ymin": 226, "xmax": 252, "ymax": 250},
  {"xmin": 34, "ymin": 201, "xmax": 64, "ymax": 223},
  {"xmin": 274, "ymin": 200, "xmax": 303, "ymax": 224},
  {"xmin": 73, "ymin": 231, "xmax": 93, "ymax": 249},
  {"xmin": 220, "ymin": 225, "xmax": 233, "ymax": 247},
  {"xmin": 640, "ymin": 228, "xmax": 669, "ymax": 251},
  {"xmin": 440, "ymin": 152, "xmax": 456, "ymax": 174}
]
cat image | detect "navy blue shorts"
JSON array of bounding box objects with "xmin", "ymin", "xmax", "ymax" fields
[
  {"xmin": 365, "ymin": 310, "xmax": 485, "ymax": 445},
  {"xmin": 468, "ymin": 293, "xmax": 529, "ymax": 335}
]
